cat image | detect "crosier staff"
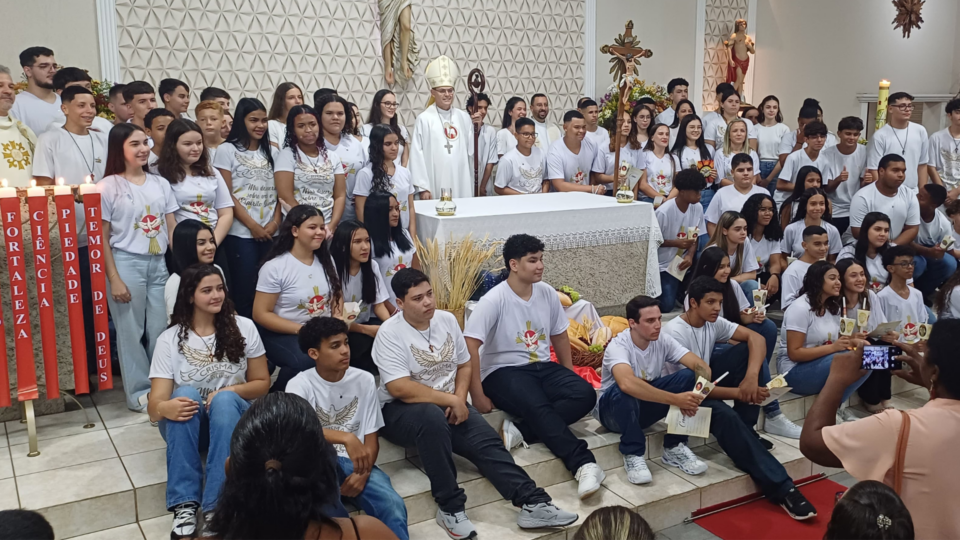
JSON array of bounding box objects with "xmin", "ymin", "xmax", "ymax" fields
[{"xmin": 467, "ymin": 68, "xmax": 486, "ymax": 197}]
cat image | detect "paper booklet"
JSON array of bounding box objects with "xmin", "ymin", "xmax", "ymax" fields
[
  {"xmin": 867, "ymin": 320, "xmax": 902, "ymax": 338},
  {"xmin": 626, "ymin": 166, "xmax": 644, "ymax": 189},
  {"xmin": 666, "ymin": 376, "xmax": 715, "ymax": 438},
  {"xmin": 761, "ymin": 373, "xmax": 792, "ymax": 407},
  {"xmin": 667, "ymin": 255, "xmax": 690, "ymax": 281}
]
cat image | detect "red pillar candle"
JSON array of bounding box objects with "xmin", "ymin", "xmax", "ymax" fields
[
  {"xmin": 27, "ymin": 182, "xmax": 59, "ymax": 399},
  {"xmin": 54, "ymin": 181, "xmax": 89, "ymax": 394},
  {"xmin": 80, "ymin": 182, "xmax": 113, "ymax": 390},
  {"xmin": 0, "ymin": 182, "xmax": 39, "ymax": 402}
]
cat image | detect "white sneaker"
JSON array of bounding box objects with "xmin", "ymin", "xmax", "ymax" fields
[
  {"xmin": 575, "ymin": 462, "xmax": 605, "ymax": 499},
  {"xmin": 763, "ymin": 413, "xmax": 802, "ymax": 439},
  {"xmin": 517, "ymin": 502, "xmax": 578, "ymax": 528},
  {"xmin": 500, "ymin": 418, "xmax": 528, "ymax": 450},
  {"xmin": 839, "ymin": 408, "xmax": 861, "ymax": 423},
  {"xmin": 661, "ymin": 443, "xmax": 708, "ymax": 476},
  {"xmin": 171, "ymin": 502, "xmax": 198, "ymax": 539},
  {"xmin": 436, "ymin": 509, "xmax": 477, "ymax": 540},
  {"xmin": 622, "ymin": 454, "xmax": 653, "ymax": 484}
]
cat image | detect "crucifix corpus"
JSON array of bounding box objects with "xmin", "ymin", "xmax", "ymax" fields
[{"xmin": 600, "ymin": 21, "xmax": 653, "ymax": 202}]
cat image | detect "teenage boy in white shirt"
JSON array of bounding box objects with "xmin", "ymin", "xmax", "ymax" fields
[
  {"xmin": 546, "ymin": 110, "xmax": 605, "ymax": 194},
  {"xmin": 656, "ymin": 169, "xmax": 707, "ymax": 310},
  {"xmin": 822, "ymin": 117, "xmax": 868, "ymax": 238},
  {"xmin": 466, "ymin": 92, "xmax": 499, "ymax": 196},
  {"xmin": 287, "ymin": 317, "xmax": 408, "ymax": 540},
  {"xmin": 849, "ymin": 154, "xmax": 920, "ymax": 246},
  {"xmin": 877, "ymin": 245, "xmax": 929, "ymax": 344},
  {"xmin": 373, "ymin": 268, "xmax": 577, "ymax": 539},
  {"xmin": 494, "ymin": 118, "xmax": 548, "ymax": 195},
  {"xmin": 159, "ymin": 78, "xmax": 191, "ymax": 117},
  {"xmin": 665, "ymin": 277, "xmax": 802, "ymax": 439},
  {"xmin": 578, "ymin": 98, "xmax": 610, "ymax": 151},
  {"xmin": 781, "ymin": 225, "xmax": 830, "ymax": 309},
  {"xmin": 775, "ymin": 121, "xmax": 836, "ymax": 207},
  {"xmin": 866, "ymin": 92, "xmax": 930, "ymax": 192},
  {"xmin": 123, "ymin": 81, "xmax": 158, "ymax": 131},
  {"xmin": 595, "ymin": 295, "xmax": 817, "ymax": 519},
  {"xmin": 656, "ymin": 78, "xmax": 690, "ymax": 126},
  {"xmin": 144, "ymin": 108, "xmax": 176, "ymax": 168},
  {"xmin": 49, "ymin": 67, "xmax": 115, "ymax": 134},
  {"xmin": 927, "ymin": 98, "xmax": 960, "ymax": 202},
  {"xmin": 705, "ymin": 153, "xmax": 769, "ymax": 235},
  {"xmin": 10, "ymin": 47, "xmax": 62, "ymax": 136},
  {"xmin": 912, "ymin": 184, "xmax": 956, "ymax": 300},
  {"xmin": 465, "ymin": 234, "xmax": 603, "ymax": 499}
]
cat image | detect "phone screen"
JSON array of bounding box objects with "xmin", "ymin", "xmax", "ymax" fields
[{"xmin": 862, "ymin": 345, "xmax": 903, "ymax": 370}]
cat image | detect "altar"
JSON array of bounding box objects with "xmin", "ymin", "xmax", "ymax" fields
[{"xmin": 414, "ymin": 192, "xmax": 663, "ymax": 310}]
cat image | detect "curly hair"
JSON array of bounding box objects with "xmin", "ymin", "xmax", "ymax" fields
[
  {"xmin": 281, "ymin": 105, "xmax": 328, "ymax": 163},
  {"xmin": 169, "ymin": 265, "xmax": 246, "ymax": 364},
  {"xmin": 799, "ymin": 260, "xmax": 841, "ymax": 316},
  {"xmin": 742, "ymin": 193, "xmax": 783, "ymax": 242},
  {"xmin": 264, "ymin": 205, "xmax": 343, "ymax": 309},
  {"xmin": 368, "ymin": 124, "xmax": 397, "ymax": 193}
]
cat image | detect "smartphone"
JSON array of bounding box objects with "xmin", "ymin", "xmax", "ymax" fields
[{"xmin": 861, "ymin": 345, "xmax": 903, "ymax": 370}]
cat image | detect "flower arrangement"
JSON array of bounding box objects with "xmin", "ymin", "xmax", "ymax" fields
[
  {"xmin": 597, "ymin": 80, "xmax": 670, "ymax": 132},
  {"xmin": 14, "ymin": 70, "xmax": 118, "ymax": 120}
]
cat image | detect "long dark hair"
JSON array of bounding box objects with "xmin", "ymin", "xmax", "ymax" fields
[
  {"xmin": 282, "ymin": 104, "xmax": 328, "ymax": 161},
  {"xmin": 643, "ymin": 123, "xmax": 671, "ymax": 152},
  {"xmin": 855, "ymin": 212, "xmax": 891, "ymax": 264},
  {"xmin": 691, "ymin": 246, "xmax": 742, "ymax": 322},
  {"xmin": 365, "ymin": 191, "xmax": 412, "ymax": 258},
  {"xmin": 171, "ymin": 220, "xmax": 215, "ymax": 274},
  {"xmin": 742, "ymin": 193, "xmax": 783, "ymax": 241},
  {"xmin": 501, "ymin": 97, "xmax": 526, "ymax": 129},
  {"xmin": 226, "ymin": 97, "xmax": 273, "ymax": 168},
  {"xmin": 792, "ymin": 187, "xmax": 831, "ymax": 223},
  {"xmin": 780, "ymin": 165, "xmax": 822, "ymax": 224},
  {"xmin": 668, "ymin": 99, "xmax": 696, "ymax": 129},
  {"xmin": 158, "ymin": 119, "xmax": 214, "ymax": 184},
  {"xmin": 366, "ymin": 89, "xmax": 406, "ymax": 145},
  {"xmin": 368, "ymin": 124, "xmax": 397, "ymax": 192},
  {"xmin": 170, "ymin": 265, "xmax": 246, "ymax": 364},
  {"xmin": 800, "ymin": 260, "xmax": 841, "ymax": 316},
  {"xmin": 330, "ymin": 220, "xmax": 379, "ymax": 306},
  {"xmin": 209, "ymin": 392, "xmax": 342, "ymax": 540},
  {"xmin": 823, "ymin": 480, "xmax": 914, "ymax": 540},
  {"xmin": 268, "ymin": 82, "xmax": 302, "ymax": 121},
  {"xmin": 103, "ymin": 123, "xmax": 148, "ymax": 177},
  {"xmin": 264, "ymin": 205, "xmax": 342, "ymax": 309},
  {"xmin": 608, "ymin": 111, "xmax": 642, "ymax": 153},
  {"xmin": 670, "ymin": 114, "xmax": 712, "ymax": 161},
  {"xmin": 758, "ymin": 95, "xmax": 783, "ymax": 124},
  {"xmin": 836, "ymin": 258, "xmax": 870, "ymax": 315},
  {"xmin": 316, "ymin": 94, "xmax": 353, "ymax": 138}
]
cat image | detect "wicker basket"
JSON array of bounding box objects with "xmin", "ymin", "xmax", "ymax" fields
[
  {"xmin": 571, "ymin": 346, "xmax": 604, "ymax": 370},
  {"xmin": 443, "ymin": 308, "xmax": 466, "ymax": 330}
]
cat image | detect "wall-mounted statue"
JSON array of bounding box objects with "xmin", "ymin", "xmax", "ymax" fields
[
  {"xmin": 724, "ymin": 18, "xmax": 755, "ymax": 97},
  {"xmin": 379, "ymin": 0, "xmax": 421, "ymax": 85}
]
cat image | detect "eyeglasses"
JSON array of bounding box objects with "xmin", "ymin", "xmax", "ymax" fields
[
  {"xmin": 434, "ymin": 88, "xmax": 454, "ymax": 96},
  {"xmin": 381, "ymin": 101, "xmax": 398, "ymax": 108},
  {"xmin": 893, "ymin": 104, "xmax": 915, "ymax": 111},
  {"xmin": 32, "ymin": 62, "xmax": 57, "ymax": 71},
  {"xmin": 893, "ymin": 261, "xmax": 916, "ymax": 268},
  {"xmin": 517, "ymin": 132, "xmax": 537, "ymax": 139}
]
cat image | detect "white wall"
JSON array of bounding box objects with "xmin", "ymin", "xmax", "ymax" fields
[
  {"xmin": 594, "ymin": 0, "xmax": 698, "ymax": 101},
  {"xmin": 754, "ymin": 0, "xmax": 959, "ymax": 129},
  {"xmin": 4, "ymin": 0, "xmax": 101, "ymax": 78}
]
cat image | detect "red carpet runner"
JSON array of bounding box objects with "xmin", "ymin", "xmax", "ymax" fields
[{"xmin": 695, "ymin": 477, "xmax": 846, "ymax": 540}]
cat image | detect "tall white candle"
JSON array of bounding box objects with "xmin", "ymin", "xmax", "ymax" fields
[
  {"xmin": 26, "ymin": 179, "xmax": 45, "ymax": 198},
  {"xmin": 0, "ymin": 179, "xmax": 17, "ymax": 198}
]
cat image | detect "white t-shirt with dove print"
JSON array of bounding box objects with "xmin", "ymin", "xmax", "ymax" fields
[
  {"xmin": 464, "ymin": 281, "xmax": 569, "ymax": 381},
  {"xmin": 341, "ymin": 260, "xmax": 390, "ymax": 324},
  {"xmin": 286, "ymin": 366, "xmax": 384, "ymax": 458},
  {"xmin": 373, "ymin": 310, "xmax": 470, "ymax": 405},
  {"xmin": 372, "ymin": 229, "xmax": 418, "ymax": 306},
  {"xmin": 256, "ymin": 252, "xmax": 334, "ymax": 324},
  {"xmin": 148, "ymin": 315, "xmax": 264, "ymax": 401},
  {"xmin": 98, "ymin": 173, "xmax": 179, "ymax": 256},
  {"xmin": 168, "ymin": 170, "xmax": 235, "ymax": 229}
]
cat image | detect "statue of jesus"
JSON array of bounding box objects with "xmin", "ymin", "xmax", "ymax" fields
[
  {"xmin": 724, "ymin": 19, "xmax": 755, "ymax": 96},
  {"xmin": 379, "ymin": 0, "xmax": 420, "ymax": 85}
]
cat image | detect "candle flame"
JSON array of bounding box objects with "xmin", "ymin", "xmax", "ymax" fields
[
  {"xmin": 880, "ymin": 79, "xmax": 890, "ymax": 85},
  {"xmin": 57, "ymin": 177, "xmax": 65, "ymax": 186},
  {"xmin": 30, "ymin": 179, "xmax": 36, "ymax": 189}
]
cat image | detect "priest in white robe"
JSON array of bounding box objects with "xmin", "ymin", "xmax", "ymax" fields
[{"xmin": 409, "ymin": 55, "xmax": 479, "ymax": 199}]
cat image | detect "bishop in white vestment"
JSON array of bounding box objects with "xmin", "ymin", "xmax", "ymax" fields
[{"xmin": 409, "ymin": 55, "xmax": 476, "ymax": 198}]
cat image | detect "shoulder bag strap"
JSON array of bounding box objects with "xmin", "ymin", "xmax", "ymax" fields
[{"xmin": 892, "ymin": 410, "xmax": 911, "ymax": 495}]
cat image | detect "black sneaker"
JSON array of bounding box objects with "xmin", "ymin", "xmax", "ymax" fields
[
  {"xmin": 780, "ymin": 488, "xmax": 817, "ymax": 520},
  {"xmin": 171, "ymin": 502, "xmax": 199, "ymax": 539},
  {"xmin": 756, "ymin": 433, "xmax": 775, "ymax": 450}
]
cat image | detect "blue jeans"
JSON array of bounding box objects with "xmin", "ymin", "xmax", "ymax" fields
[
  {"xmin": 221, "ymin": 235, "xmax": 273, "ymax": 318},
  {"xmin": 337, "ymin": 457, "xmax": 409, "ymax": 540},
  {"xmin": 785, "ymin": 354, "xmax": 870, "ymax": 403},
  {"xmin": 598, "ymin": 372, "xmax": 795, "ymax": 501},
  {"xmin": 658, "ymin": 271, "xmax": 682, "ymax": 311},
  {"xmin": 739, "ymin": 279, "xmax": 760, "ymax": 303},
  {"xmin": 159, "ymin": 386, "xmax": 250, "ymax": 512},
  {"xmin": 914, "ymin": 253, "xmax": 957, "ymax": 299},
  {"xmin": 700, "ymin": 188, "xmax": 715, "ymax": 212},
  {"xmin": 258, "ymin": 327, "xmax": 315, "ymax": 391},
  {"xmin": 106, "ymin": 250, "xmax": 168, "ymax": 410},
  {"xmin": 760, "ymin": 160, "xmax": 777, "ymax": 196},
  {"xmin": 713, "ymin": 319, "xmax": 782, "ymax": 417}
]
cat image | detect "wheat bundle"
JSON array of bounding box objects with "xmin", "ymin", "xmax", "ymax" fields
[{"xmin": 414, "ymin": 234, "xmax": 502, "ymax": 310}]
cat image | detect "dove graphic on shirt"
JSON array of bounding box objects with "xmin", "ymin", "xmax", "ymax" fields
[
  {"xmin": 179, "ymin": 343, "xmax": 245, "ymax": 399},
  {"xmin": 315, "ymin": 397, "xmax": 360, "ymax": 455},
  {"xmin": 409, "ymin": 333, "xmax": 457, "ymax": 393}
]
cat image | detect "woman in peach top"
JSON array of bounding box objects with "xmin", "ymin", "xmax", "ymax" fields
[{"xmin": 800, "ymin": 319, "xmax": 960, "ymax": 540}]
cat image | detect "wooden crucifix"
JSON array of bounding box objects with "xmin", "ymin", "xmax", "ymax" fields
[{"xmin": 600, "ymin": 21, "xmax": 653, "ymax": 199}]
